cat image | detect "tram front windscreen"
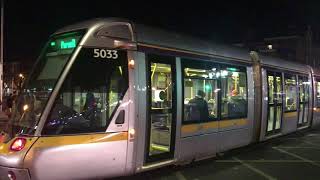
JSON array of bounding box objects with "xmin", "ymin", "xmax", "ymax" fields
[{"xmin": 6, "ymin": 31, "xmax": 85, "ymax": 136}]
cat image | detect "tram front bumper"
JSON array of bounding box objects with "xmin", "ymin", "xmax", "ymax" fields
[{"xmin": 0, "ymin": 166, "xmax": 30, "ymax": 180}]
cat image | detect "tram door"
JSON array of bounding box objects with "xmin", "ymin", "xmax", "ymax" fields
[
  {"xmin": 145, "ymin": 54, "xmax": 176, "ymax": 163},
  {"xmin": 266, "ymin": 72, "xmax": 283, "ymax": 134},
  {"xmin": 298, "ymin": 76, "xmax": 309, "ymax": 127}
]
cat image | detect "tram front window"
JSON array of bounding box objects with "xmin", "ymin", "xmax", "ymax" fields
[
  {"xmin": 8, "ymin": 31, "xmax": 84, "ymax": 135},
  {"xmin": 42, "ymin": 48, "xmax": 128, "ymax": 135}
]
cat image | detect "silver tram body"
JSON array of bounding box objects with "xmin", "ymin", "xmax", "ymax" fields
[{"xmin": 0, "ymin": 18, "xmax": 319, "ymax": 180}]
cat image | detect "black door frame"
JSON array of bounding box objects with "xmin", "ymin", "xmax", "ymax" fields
[
  {"xmin": 266, "ymin": 71, "xmax": 283, "ymax": 135},
  {"xmin": 145, "ymin": 54, "xmax": 177, "ymax": 163},
  {"xmin": 297, "ymin": 76, "xmax": 309, "ymax": 127}
]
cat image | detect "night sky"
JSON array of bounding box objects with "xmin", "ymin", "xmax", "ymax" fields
[{"xmin": 3, "ymin": 0, "xmax": 319, "ymax": 62}]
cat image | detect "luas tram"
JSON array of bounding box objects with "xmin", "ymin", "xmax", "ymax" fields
[{"xmin": 0, "ymin": 18, "xmax": 320, "ymax": 180}]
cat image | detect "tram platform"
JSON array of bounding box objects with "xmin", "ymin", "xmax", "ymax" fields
[{"xmin": 114, "ymin": 126, "xmax": 320, "ymax": 180}]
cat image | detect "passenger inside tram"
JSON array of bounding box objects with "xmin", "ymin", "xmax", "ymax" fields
[{"xmin": 187, "ymin": 90, "xmax": 209, "ymax": 121}]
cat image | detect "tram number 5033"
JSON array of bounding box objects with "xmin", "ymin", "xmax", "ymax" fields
[{"xmin": 93, "ymin": 49, "xmax": 118, "ymax": 59}]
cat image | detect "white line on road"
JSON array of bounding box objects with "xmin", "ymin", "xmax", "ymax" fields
[
  {"xmin": 302, "ymin": 140, "xmax": 320, "ymax": 148},
  {"xmin": 232, "ymin": 157, "xmax": 277, "ymax": 180},
  {"xmin": 215, "ymin": 159, "xmax": 308, "ymax": 163},
  {"xmin": 272, "ymin": 147, "xmax": 320, "ymax": 168},
  {"xmin": 274, "ymin": 146, "xmax": 320, "ymax": 149},
  {"xmin": 216, "ymin": 160, "xmax": 320, "ymax": 163},
  {"xmin": 175, "ymin": 171, "xmax": 187, "ymax": 180}
]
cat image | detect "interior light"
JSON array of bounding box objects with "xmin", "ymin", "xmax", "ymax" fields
[
  {"xmin": 227, "ymin": 68, "xmax": 237, "ymax": 72},
  {"xmin": 232, "ymin": 72, "xmax": 239, "ymax": 77},
  {"xmin": 205, "ymin": 84, "xmax": 211, "ymax": 91},
  {"xmin": 268, "ymin": 44, "xmax": 273, "ymax": 50},
  {"xmin": 214, "ymin": 88, "xmax": 221, "ymax": 93},
  {"xmin": 221, "ymin": 70, "xmax": 228, "ymax": 77},
  {"xmin": 216, "ymin": 72, "xmax": 221, "ymax": 77},
  {"xmin": 10, "ymin": 138, "xmax": 27, "ymax": 151}
]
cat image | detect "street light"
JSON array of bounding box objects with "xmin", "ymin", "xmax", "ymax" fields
[{"xmin": 18, "ymin": 73, "xmax": 25, "ymax": 91}]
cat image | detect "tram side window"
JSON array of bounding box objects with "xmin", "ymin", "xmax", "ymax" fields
[
  {"xmin": 183, "ymin": 63, "xmax": 218, "ymax": 123},
  {"xmin": 221, "ymin": 67, "xmax": 247, "ymax": 119},
  {"xmin": 317, "ymin": 81, "xmax": 320, "ymax": 108},
  {"xmin": 284, "ymin": 74, "xmax": 297, "ymax": 111},
  {"xmin": 42, "ymin": 49, "xmax": 128, "ymax": 135}
]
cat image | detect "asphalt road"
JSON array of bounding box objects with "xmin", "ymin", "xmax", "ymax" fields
[{"xmin": 113, "ymin": 127, "xmax": 320, "ymax": 180}]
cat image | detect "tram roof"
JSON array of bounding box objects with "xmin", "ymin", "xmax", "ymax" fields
[
  {"xmin": 54, "ymin": 18, "xmax": 311, "ymax": 74},
  {"xmin": 259, "ymin": 55, "xmax": 311, "ymax": 74}
]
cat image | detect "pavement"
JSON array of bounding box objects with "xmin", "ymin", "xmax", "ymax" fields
[{"xmin": 112, "ymin": 127, "xmax": 320, "ymax": 180}]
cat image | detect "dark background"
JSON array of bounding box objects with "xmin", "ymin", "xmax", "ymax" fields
[{"xmin": 2, "ymin": 0, "xmax": 318, "ymax": 61}]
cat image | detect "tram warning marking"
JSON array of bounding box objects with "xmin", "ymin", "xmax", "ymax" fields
[
  {"xmin": 232, "ymin": 157, "xmax": 277, "ymax": 180},
  {"xmin": 272, "ymin": 147, "xmax": 320, "ymax": 168}
]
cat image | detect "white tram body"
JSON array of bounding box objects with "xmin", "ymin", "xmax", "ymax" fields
[{"xmin": 0, "ymin": 18, "xmax": 319, "ymax": 180}]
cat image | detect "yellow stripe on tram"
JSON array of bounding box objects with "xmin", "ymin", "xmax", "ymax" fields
[
  {"xmin": 181, "ymin": 119, "xmax": 248, "ymax": 133},
  {"xmin": 32, "ymin": 132, "xmax": 128, "ymax": 148},
  {"xmin": 284, "ymin": 112, "xmax": 297, "ymax": 119}
]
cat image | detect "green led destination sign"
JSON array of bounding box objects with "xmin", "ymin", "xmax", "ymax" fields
[
  {"xmin": 61, "ymin": 39, "xmax": 76, "ymax": 49},
  {"xmin": 50, "ymin": 38, "xmax": 76, "ymax": 49},
  {"xmin": 46, "ymin": 31, "xmax": 84, "ymax": 55}
]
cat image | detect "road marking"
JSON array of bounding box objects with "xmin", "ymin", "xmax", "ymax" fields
[
  {"xmin": 272, "ymin": 147, "xmax": 320, "ymax": 167},
  {"xmin": 175, "ymin": 171, "xmax": 187, "ymax": 180},
  {"xmin": 216, "ymin": 160, "xmax": 316, "ymax": 163},
  {"xmin": 232, "ymin": 157, "xmax": 277, "ymax": 180},
  {"xmin": 274, "ymin": 146, "xmax": 320, "ymax": 149},
  {"xmin": 302, "ymin": 140, "xmax": 320, "ymax": 148}
]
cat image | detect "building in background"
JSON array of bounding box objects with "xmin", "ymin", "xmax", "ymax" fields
[{"xmin": 234, "ymin": 26, "xmax": 319, "ymax": 67}]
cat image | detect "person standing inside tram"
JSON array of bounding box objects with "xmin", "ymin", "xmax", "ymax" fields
[{"xmin": 188, "ymin": 90, "xmax": 209, "ymax": 121}]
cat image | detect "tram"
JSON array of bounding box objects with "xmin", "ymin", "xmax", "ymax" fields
[{"xmin": 0, "ymin": 18, "xmax": 320, "ymax": 180}]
